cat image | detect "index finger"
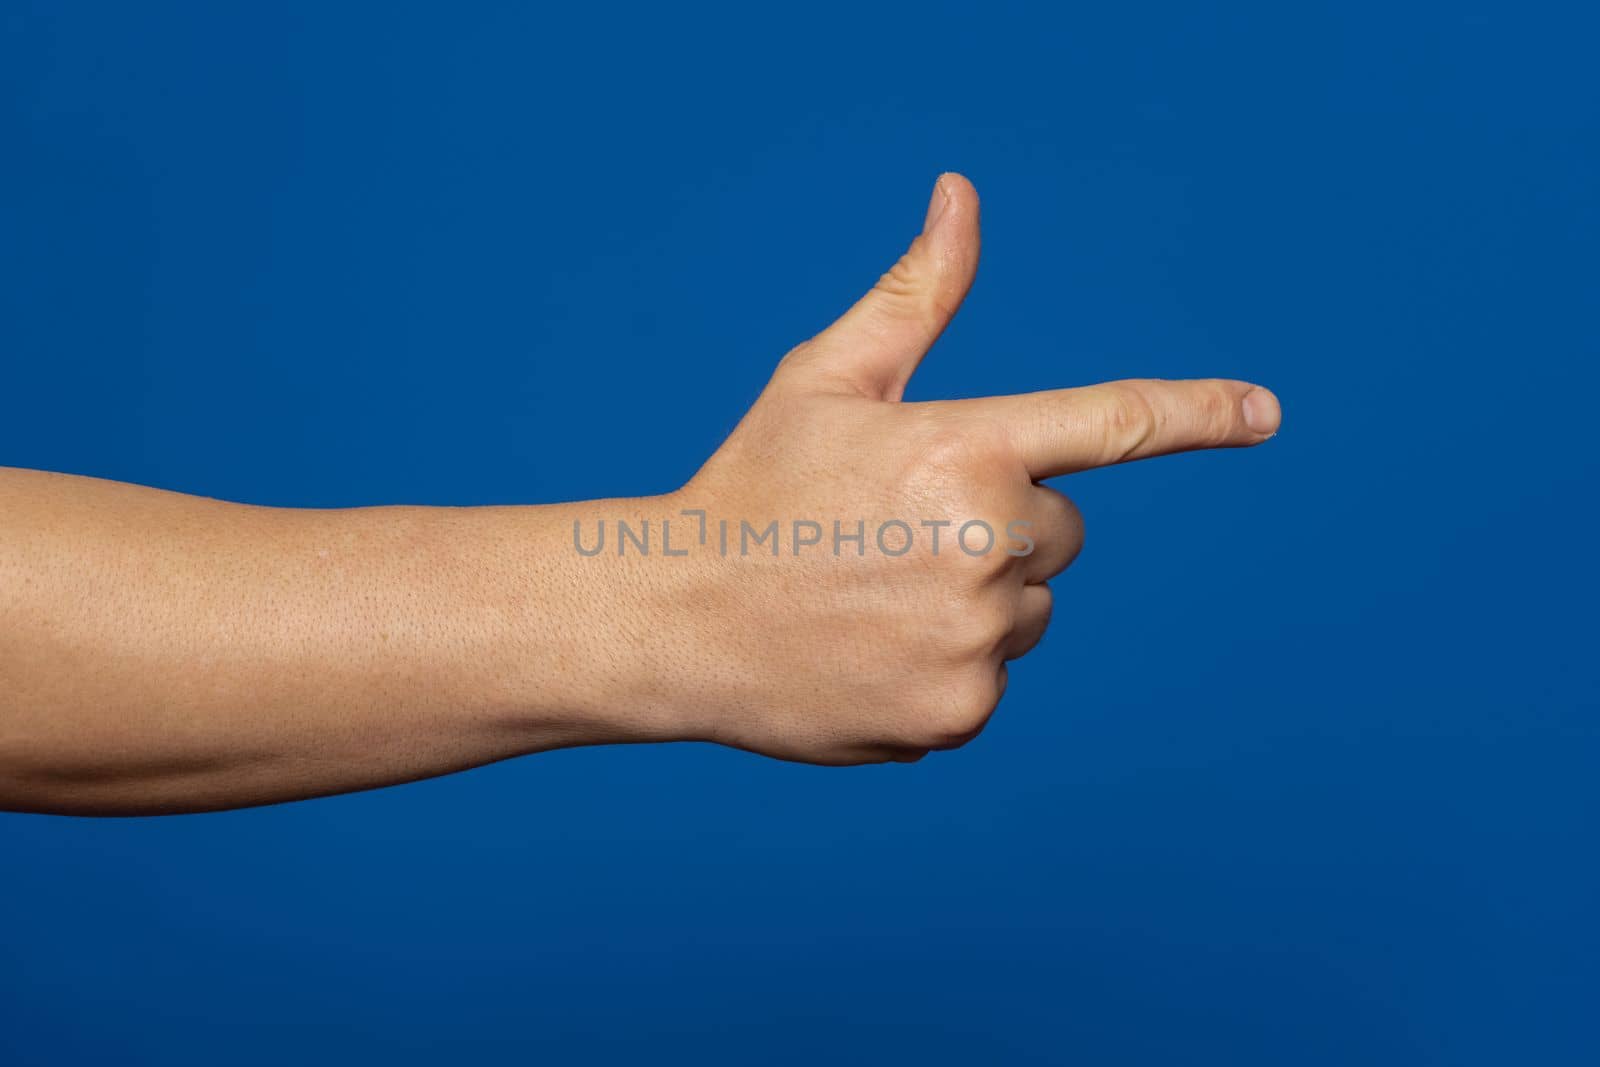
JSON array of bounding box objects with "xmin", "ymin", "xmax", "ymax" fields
[{"xmin": 965, "ymin": 378, "xmax": 1281, "ymax": 478}]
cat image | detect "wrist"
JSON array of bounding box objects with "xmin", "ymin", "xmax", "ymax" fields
[{"xmin": 495, "ymin": 492, "xmax": 711, "ymax": 748}]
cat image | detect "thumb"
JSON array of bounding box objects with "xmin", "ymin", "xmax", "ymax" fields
[{"xmin": 786, "ymin": 173, "xmax": 981, "ymax": 401}]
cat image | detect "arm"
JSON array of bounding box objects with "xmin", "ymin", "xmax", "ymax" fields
[
  {"xmin": 0, "ymin": 174, "xmax": 1280, "ymax": 815},
  {"xmin": 0, "ymin": 469, "xmax": 685, "ymax": 814}
]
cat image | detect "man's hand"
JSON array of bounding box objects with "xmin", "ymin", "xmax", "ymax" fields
[
  {"xmin": 0, "ymin": 174, "xmax": 1277, "ymax": 814},
  {"xmin": 632, "ymin": 173, "xmax": 1280, "ymax": 764}
]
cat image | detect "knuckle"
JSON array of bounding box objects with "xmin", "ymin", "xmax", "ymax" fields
[
  {"xmin": 976, "ymin": 598, "xmax": 1015, "ymax": 650},
  {"xmin": 896, "ymin": 661, "xmax": 1004, "ymax": 750},
  {"xmin": 777, "ymin": 338, "xmax": 814, "ymax": 365},
  {"xmin": 1100, "ymin": 382, "xmax": 1159, "ymax": 461},
  {"xmin": 771, "ymin": 339, "xmax": 817, "ymax": 378},
  {"xmin": 905, "ymin": 426, "xmax": 1020, "ymax": 577},
  {"xmin": 911, "ymin": 421, "xmax": 1020, "ymax": 515},
  {"xmin": 1203, "ymin": 383, "xmax": 1235, "ymax": 441},
  {"xmin": 873, "ymin": 243, "xmax": 931, "ymax": 310},
  {"xmin": 935, "ymin": 539, "xmax": 1008, "ymax": 591},
  {"xmin": 917, "ymin": 417, "xmax": 1010, "ymax": 481},
  {"xmin": 928, "ymin": 671, "xmax": 1004, "ymax": 747},
  {"xmin": 1197, "ymin": 381, "xmax": 1240, "ymax": 442},
  {"xmin": 768, "ymin": 339, "xmax": 826, "ymax": 391},
  {"xmin": 933, "ymin": 591, "xmax": 1012, "ymax": 659},
  {"xmin": 869, "ymin": 235, "xmax": 960, "ymax": 333}
]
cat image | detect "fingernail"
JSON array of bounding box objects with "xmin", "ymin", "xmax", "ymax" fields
[
  {"xmin": 1242, "ymin": 387, "xmax": 1282, "ymax": 435},
  {"xmin": 922, "ymin": 174, "xmax": 952, "ymax": 235}
]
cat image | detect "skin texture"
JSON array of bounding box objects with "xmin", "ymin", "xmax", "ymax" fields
[{"xmin": 0, "ymin": 174, "xmax": 1280, "ymax": 815}]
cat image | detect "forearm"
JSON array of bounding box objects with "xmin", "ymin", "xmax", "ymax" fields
[{"xmin": 0, "ymin": 467, "xmax": 682, "ymax": 815}]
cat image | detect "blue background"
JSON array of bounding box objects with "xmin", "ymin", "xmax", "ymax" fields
[{"xmin": 2, "ymin": 2, "xmax": 1596, "ymax": 1063}]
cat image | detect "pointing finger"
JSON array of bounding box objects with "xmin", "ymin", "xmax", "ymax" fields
[{"xmin": 965, "ymin": 378, "xmax": 1280, "ymax": 478}]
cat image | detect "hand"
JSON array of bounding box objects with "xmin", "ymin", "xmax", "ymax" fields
[{"xmin": 640, "ymin": 173, "xmax": 1281, "ymax": 764}]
